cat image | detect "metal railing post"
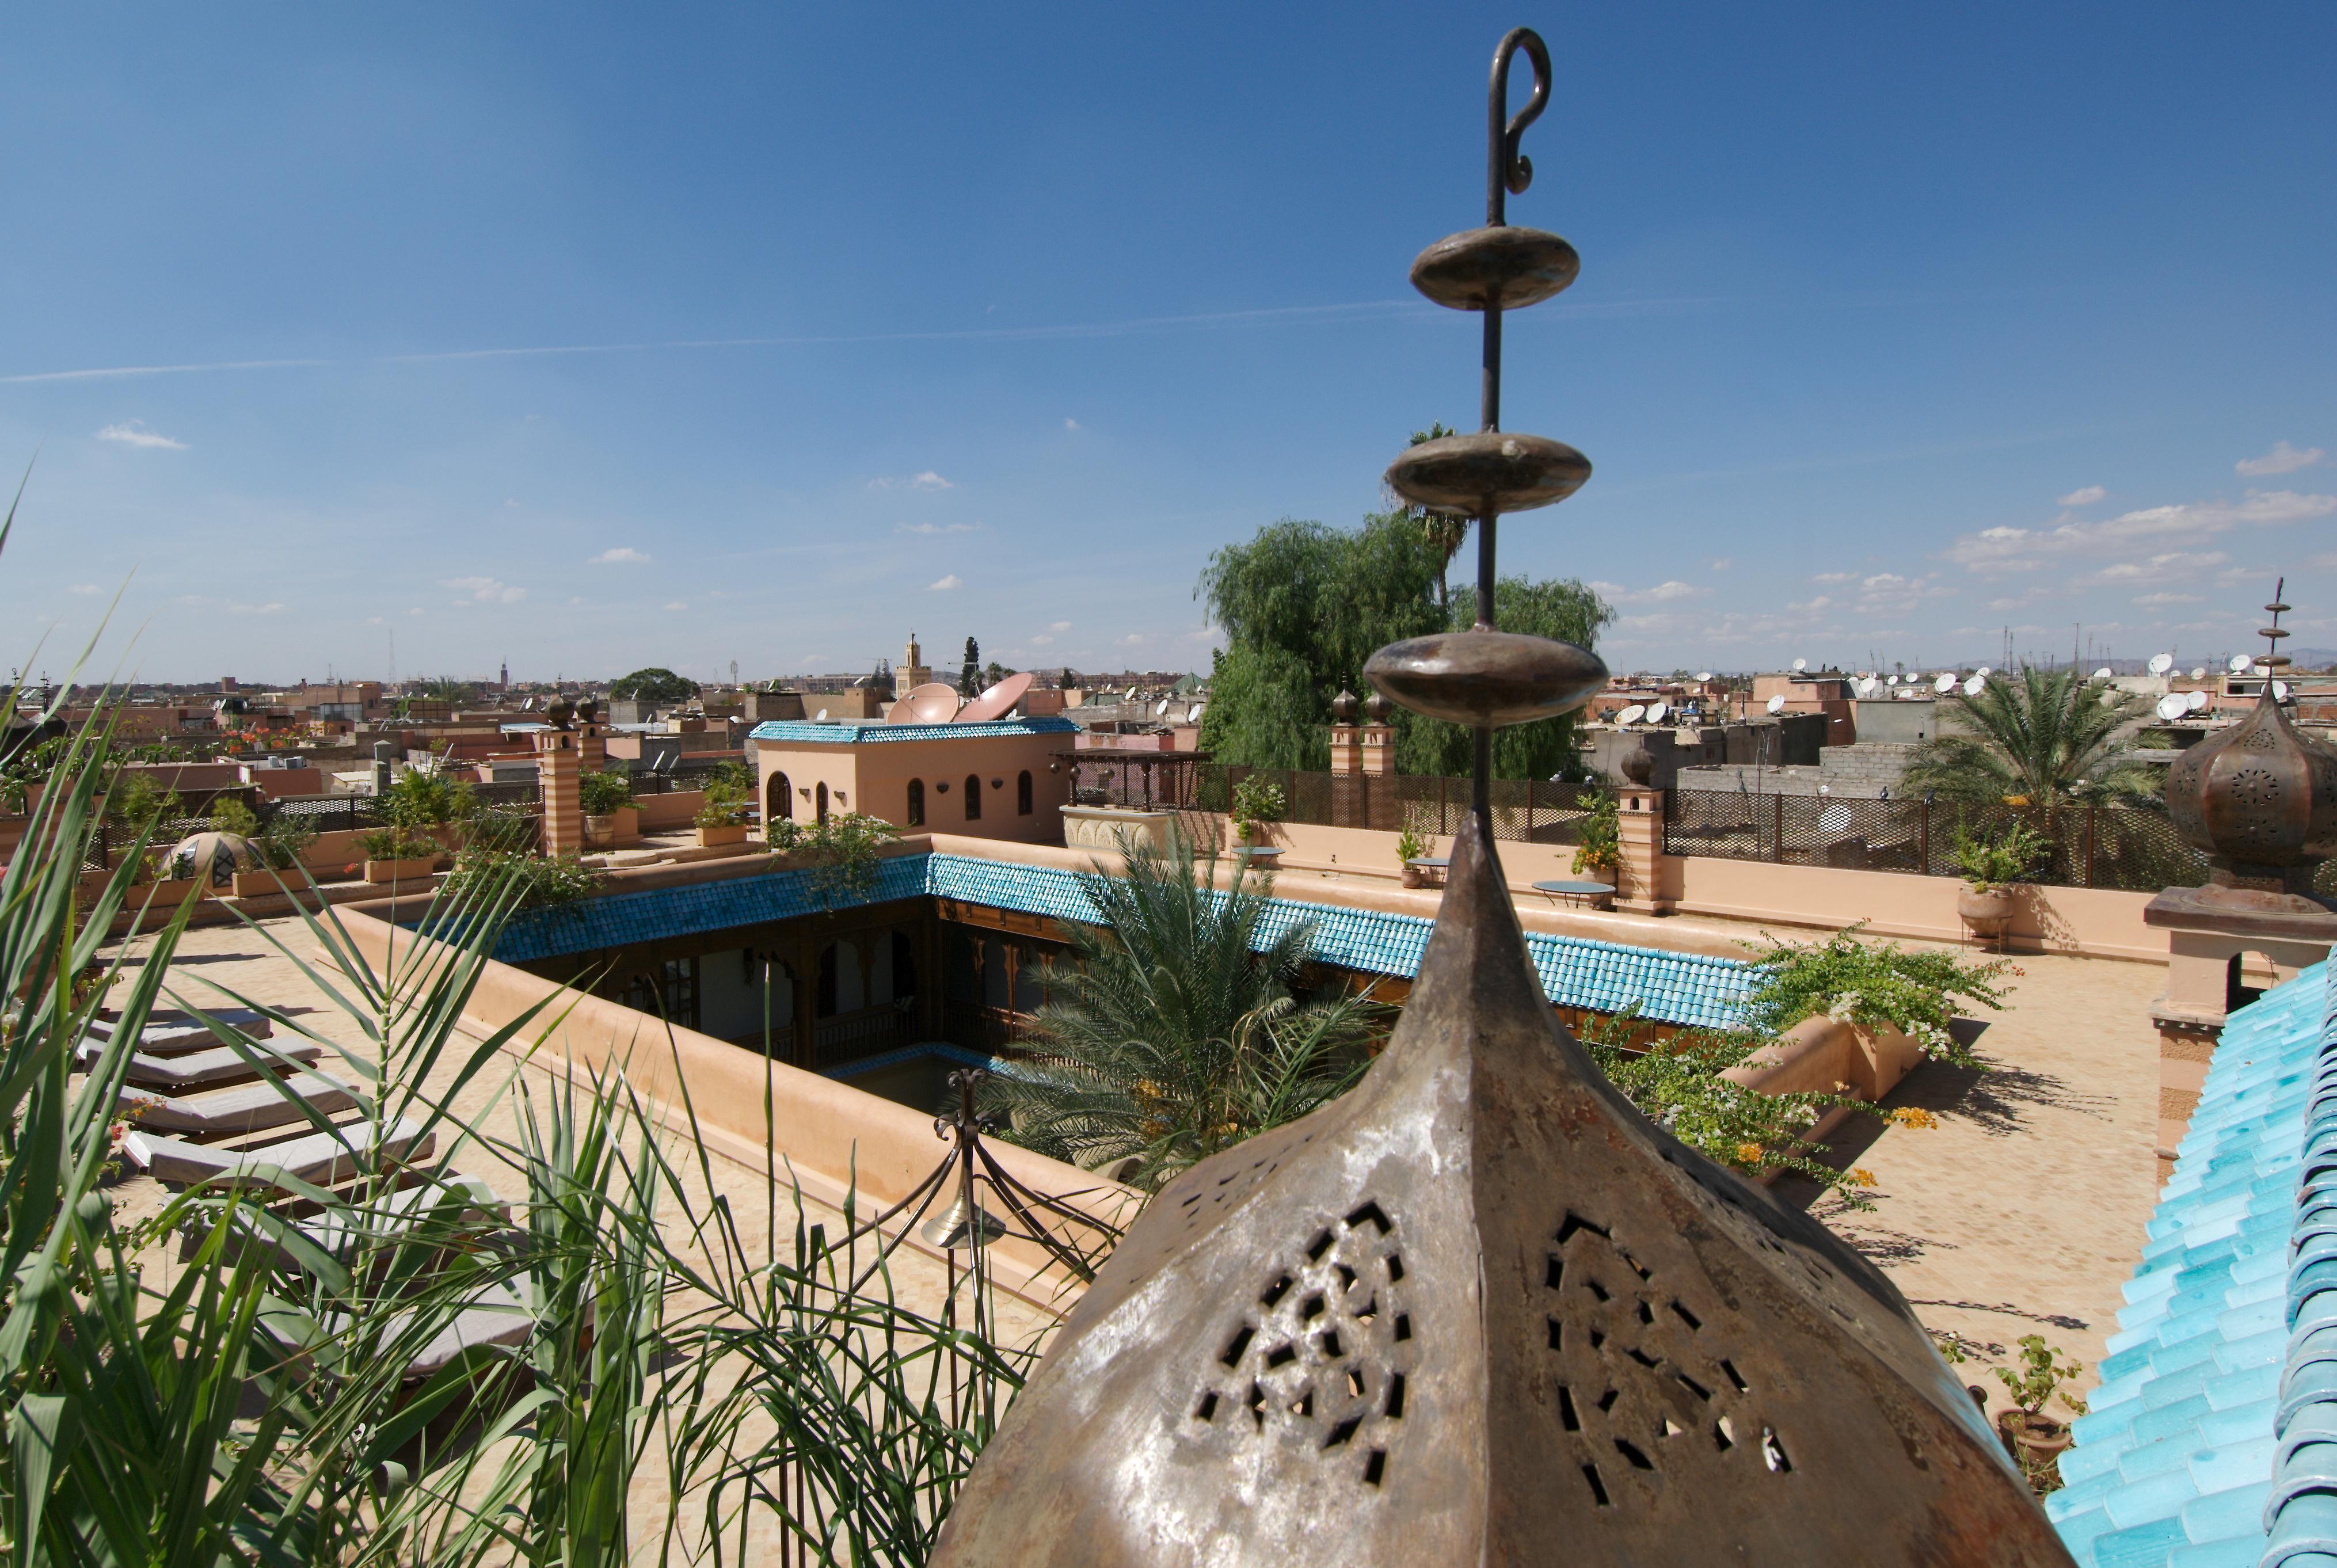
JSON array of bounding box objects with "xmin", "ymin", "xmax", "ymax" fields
[{"xmin": 1771, "ymin": 793, "xmax": 1783, "ymax": 863}]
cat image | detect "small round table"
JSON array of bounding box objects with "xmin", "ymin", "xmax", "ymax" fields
[
  {"xmin": 1531, "ymin": 878, "xmax": 1615, "ymax": 909},
  {"xmin": 1234, "ymin": 845, "xmax": 1283, "ymax": 862}
]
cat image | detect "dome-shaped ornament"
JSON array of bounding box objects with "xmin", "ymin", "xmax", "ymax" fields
[
  {"xmin": 1331, "ymin": 689, "xmax": 1360, "ymax": 724},
  {"xmin": 2163, "ymin": 583, "xmax": 2337, "ymax": 896},
  {"xmin": 1620, "ymin": 742, "xmax": 1657, "ymax": 786},
  {"xmin": 1362, "ymin": 690, "xmax": 1392, "ymax": 724}
]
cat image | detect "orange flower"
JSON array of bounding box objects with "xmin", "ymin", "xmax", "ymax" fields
[
  {"xmin": 1889, "ymin": 1107, "xmax": 1939, "ymax": 1130},
  {"xmin": 1734, "ymin": 1142, "xmax": 1764, "ymax": 1165},
  {"xmin": 1849, "ymin": 1167, "xmax": 1878, "ymax": 1188}
]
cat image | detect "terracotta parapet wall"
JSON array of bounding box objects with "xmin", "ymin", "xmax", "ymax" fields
[{"xmin": 332, "ymin": 904, "xmax": 1137, "ymax": 1301}]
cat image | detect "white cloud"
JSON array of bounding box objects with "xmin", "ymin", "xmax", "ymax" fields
[
  {"xmin": 928, "ymin": 574, "xmax": 962, "ymax": 591},
  {"xmin": 96, "ymin": 420, "xmax": 186, "ymax": 450},
  {"xmin": 2057, "ymin": 485, "xmax": 2107, "ymax": 507},
  {"xmin": 1049, "ymin": 620, "xmax": 1072, "ymax": 632},
  {"xmin": 1116, "ymin": 633, "xmax": 1145, "ymax": 646},
  {"xmin": 366, "ymin": 615, "xmax": 386, "ymax": 625},
  {"xmin": 1030, "ymin": 635, "xmax": 1053, "ymax": 646},
  {"xmin": 1708, "ymin": 558, "xmax": 1733, "ymax": 571},
  {"xmin": 662, "ymin": 601, "xmax": 688, "ymax": 611},
  {"xmin": 588, "ymin": 547, "xmax": 650, "ymax": 565},
  {"xmin": 1810, "ymin": 571, "xmax": 1855, "ymax": 585},
  {"xmin": 1588, "ymin": 579, "xmax": 1709, "ymax": 605},
  {"xmin": 870, "ymin": 471, "xmax": 955, "ymax": 491},
  {"xmin": 230, "ymin": 602, "xmax": 287, "ymax": 615},
  {"xmin": 1944, "ymin": 489, "xmax": 2336, "ymax": 572},
  {"xmin": 2132, "ymin": 591, "xmax": 2203, "ymax": 607},
  {"xmin": 1064, "ymin": 417, "xmax": 1082, "ymax": 431},
  {"xmin": 442, "ymin": 576, "xmax": 527, "ymax": 604},
  {"xmin": 2075, "ymin": 549, "xmax": 2229, "ymax": 586},
  {"xmin": 2237, "ymin": 441, "xmax": 2325, "ymax": 477},
  {"xmin": 408, "ymin": 607, "xmax": 425, "ymax": 616},
  {"xmin": 68, "ymin": 583, "xmax": 101, "ymax": 595},
  {"xmin": 896, "ymin": 521, "xmax": 979, "ymax": 535}
]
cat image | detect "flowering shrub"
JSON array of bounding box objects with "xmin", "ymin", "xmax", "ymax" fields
[{"xmin": 1738, "ymin": 923, "xmax": 2012, "ymax": 1067}]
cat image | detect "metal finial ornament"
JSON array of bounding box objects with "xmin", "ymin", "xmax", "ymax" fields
[
  {"xmin": 2163, "ymin": 577, "xmax": 2337, "ymax": 903},
  {"xmin": 930, "ymin": 32, "xmax": 2070, "ymax": 1565},
  {"xmin": 1369, "ymin": 28, "xmax": 1604, "ymax": 824},
  {"xmin": 924, "ymin": 1069, "xmax": 1008, "ymax": 1251}
]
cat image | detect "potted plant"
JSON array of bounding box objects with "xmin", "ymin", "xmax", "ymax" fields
[
  {"xmin": 1951, "ymin": 820, "xmax": 2046, "ymax": 947},
  {"xmin": 357, "ymin": 826, "xmax": 441, "ymax": 886},
  {"xmin": 1396, "ymin": 825, "xmax": 1429, "ymax": 888},
  {"xmin": 1994, "ymin": 1335, "xmax": 2085, "ymax": 1479},
  {"xmin": 694, "ymin": 774, "xmax": 751, "ymax": 847},
  {"xmin": 1572, "ymin": 790, "xmax": 1622, "ymax": 886},
  {"xmin": 141, "ymin": 846, "xmax": 204, "ymax": 905},
  {"xmin": 1229, "ymin": 775, "xmax": 1285, "ymax": 848},
  {"xmin": 231, "ymin": 813, "xmax": 317, "ymax": 898},
  {"xmin": 578, "ymin": 767, "xmax": 636, "ymax": 847}
]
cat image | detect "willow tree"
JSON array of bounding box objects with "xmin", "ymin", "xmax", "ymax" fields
[{"xmin": 1196, "ymin": 513, "xmax": 1611, "ymax": 778}]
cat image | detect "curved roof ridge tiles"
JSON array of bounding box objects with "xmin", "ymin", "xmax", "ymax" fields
[
  {"xmin": 2046, "ymin": 958, "xmax": 2335, "ymax": 1567},
  {"xmin": 748, "ymin": 717, "xmax": 1079, "ymax": 744}
]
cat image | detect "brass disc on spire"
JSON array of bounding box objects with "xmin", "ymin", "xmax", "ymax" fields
[
  {"xmin": 1384, "ymin": 432, "xmax": 1590, "ymax": 516},
  {"xmin": 1364, "ymin": 629, "xmax": 1605, "ymax": 729},
  {"xmin": 1409, "ymin": 224, "xmax": 1579, "ymax": 311}
]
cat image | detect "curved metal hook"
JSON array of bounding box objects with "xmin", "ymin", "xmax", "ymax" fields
[{"xmin": 1486, "ymin": 26, "xmax": 1552, "ymax": 226}]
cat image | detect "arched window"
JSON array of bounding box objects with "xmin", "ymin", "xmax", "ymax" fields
[
  {"xmin": 1017, "ymin": 770, "xmax": 1033, "ymax": 816},
  {"xmin": 767, "ymin": 772, "xmax": 793, "ymax": 822},
  {"xmin": 906, "ymin": 778, "xmax": 926, "ymax": 827},
  {"xmin": 815, "ymin": 781, "xmax": 829, "ymax": 824},
  {"xmin": 964, "ymin": 774, "xmax": 982, "ymax": 821}
]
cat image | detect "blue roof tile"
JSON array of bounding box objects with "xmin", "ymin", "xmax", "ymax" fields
[
  {"xmin": 2050, "ymin": 958, "xmax": 2336, "ymax": 1567},
  {"xmin": 747, "ymin": 716, "xmax": 1080, "ymax": 744}
]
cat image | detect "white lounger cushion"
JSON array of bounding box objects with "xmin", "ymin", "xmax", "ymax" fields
[
  {"xmin": 147, "ymin": 1118, "xmax": 435, "ymax": 1189},
  {"xmin": 121, "ymin": 1073, "xmax": 357, "ymax": 1137},
  {"xmin": 105, "ymin": 1040, "xmax": 325, "ymax": 1091},
  {"xmin": 91, "ymin": 1010, "xmax": 274, "ymax": 1053}
]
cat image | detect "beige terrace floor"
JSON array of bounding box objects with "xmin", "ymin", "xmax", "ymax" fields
[{"xmin": 105, "ymin": 908, "xmax": 2168, "ymax": 1498}]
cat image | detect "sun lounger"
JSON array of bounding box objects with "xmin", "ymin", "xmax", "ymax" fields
[
  {"xmin": 104, "ymin": 1040, "xmax": 326, "ymax": 1091},
  {"xmin": 146, "ymin": 1118, "xmax": 435, "ymax": 1189},
  {"xmin": 121, "ymin": 1072, "xmax": 357, "ymax": 1137},
  {"xmin": 91, "ymin": 1010, "xmax": 275, "ymax": 1052}
]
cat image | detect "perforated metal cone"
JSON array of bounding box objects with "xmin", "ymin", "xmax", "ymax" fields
[{"xmin": 931, "ymin": 816, "xmax": 2073, "ymax": 1565}]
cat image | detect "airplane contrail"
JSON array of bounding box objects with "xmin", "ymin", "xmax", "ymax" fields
[{"xmin": 1, "ymin": 295, "xmax": 1719, "ymax": 385}]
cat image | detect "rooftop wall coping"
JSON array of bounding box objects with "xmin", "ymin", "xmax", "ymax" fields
[{"xmin": 748, "ymin": 717, "xmax": 1081, "ymax": 745}]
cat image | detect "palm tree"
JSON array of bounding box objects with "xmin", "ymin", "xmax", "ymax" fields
[
  {"xmin": 1900, "ymin": 665, "xmax": 2155, "ymax": 809},
  {"xmin": 1400, "ymin": 423, "xmax": 1467, "ymax": 618},
  {"xmin": 981, "ymin": 834, "xmax": 1385, "ymax": 1190}
]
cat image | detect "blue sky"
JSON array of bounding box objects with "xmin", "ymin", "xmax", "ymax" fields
[{"xmin": 2, "ymin": 3, "xmax": 2331, "ymax": 686}]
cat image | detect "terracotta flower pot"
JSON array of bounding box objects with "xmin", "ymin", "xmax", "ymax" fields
[
  {"xmin": 1400, "ymin": 863, "xmax": 1427, "ymax": 889},
  {"xmin": 363, "ymin": 856, "xmax": 437, "ymax": 886},
  {"xmin": 1957, "ymin": 884, "xmax": 2018, "ymax": 944},
  {"xmin": 230, "ymin": 868, "xmax": 290, "ymax": 899},
  {"xmin": 696, "ymin": 822, "xmax": 749, "ymax": 847},
  {"xmin": 1997, "ymin": 1409, "xmax": 2072, "ymax": 1464}
]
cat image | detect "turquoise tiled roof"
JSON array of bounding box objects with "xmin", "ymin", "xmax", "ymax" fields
[
  {"xmin": 492, "ymin": 850, "xmax": 1752, "ymax": 1028},
  {"xmin": 2046, "ymin": 959, "xmax": 2336, "ymax": 1568},
  {"xmin": 747, "ymin": 717, "xmax": 1080, "ymax": 744}
]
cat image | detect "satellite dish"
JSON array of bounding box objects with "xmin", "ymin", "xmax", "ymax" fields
[
  {"xmin": 1187, "ymin": 701, "xmax": 1204, "ymax": 723},
  {"xmin": 1645, "ymin": 700, "xmax": 1669, "ymax": 724},
  {"xmin": 2185, "ymin": 688, "xmax": 2209, "ymax": 713},
  {"xmin": 2274, "ymin": 679, "xmax": 2290, "ymax": 701},
  {"xmin": 1614, "ymin": 703, "xmax": 1646, "ymax": 726},
  {"xmin": 890, "ymin": 682, "xmax": 962, "ymax": 724},
  {"xmin": 2091, "ymin": 667, "xmax": 2113, "ymax": 682},
  {"xmin": 1976, "ymin": 665, "xmax": 1992, "ymax": 678},
  {"xmin": 2229, "ymin": 654, "xmax": 2252, "ymax": 673},
  {"xmin": 2254, "ymin": 663, "xmax": 2273, "ymax": 676},
  {"xmin": 1933, "ymin": 673, "xmax": 1956, "ymax": 694},
  {"xmin": 1764, "ymin": 694, "xmax": 1786, "ymax": 716},
  {"xmin": 2155, "ymin": 694, "xmax": 2186, "ymax": 721},
  {"xmin": 1962, "ymin": 675, "xmax": 1985, "ymax": 697},
  {"xmin": 1125, "ymin": 687, "xmax": 1137, "ymax": 700},
  {"xmin": 2148, "ymin": 653, "xmax": 2174, "ymax": 675},
  {"xmin": 1155, "ymin": 698, "xmax": 1170, "ymax": 717},
  {"xmin": 814, "ymin": 708, "xmax": 829, "ymax": 722},
  {"xmin": 1696, "ymin": 671, "xmax": 1712, "ymax": 683},
  {"xmin": 956, "ymin": 671, "xmax": 1036, "ymax": 724},
  {"xmin": 1818, "ymin": 803, "xmax": 1852, "ymax": 834},
  {"xmin": 1886, "ymin": 674, "xmax": 1900, "ymax": 686},
  {"xmin": 2189, "ymin": 667, "xmax": 2206, "ymax": 680},
  {"xmin": 1791, "ymin": 657, "xmax": 1808, "ymax": 672}
]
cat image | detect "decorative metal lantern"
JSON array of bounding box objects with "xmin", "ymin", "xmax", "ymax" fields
[{"xmin": 930, "ymin": 29, "xmax": 2072, "ymax": 1565}]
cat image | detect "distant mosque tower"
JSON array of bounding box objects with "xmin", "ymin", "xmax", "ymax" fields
[
  {"xmin": 900, "ymin": 631, "xmax": 933, "ymax": 690},
  {"xmin": 499, "ymin": 660, "xmax": 509, "ymax": 689}
]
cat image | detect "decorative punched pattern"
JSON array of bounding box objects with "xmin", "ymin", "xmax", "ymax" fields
[
  {"xmin": 2230, "ymin": 767, "xmax": 2282, "ymax": 809},
  {"xmin": 1190, "ymin": 1200, "xmax": 1411, "ymax": 1487},
  {"xmin": 1541, "ymin": 1209, "xmax": 1792, "ymax": 1509}
]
